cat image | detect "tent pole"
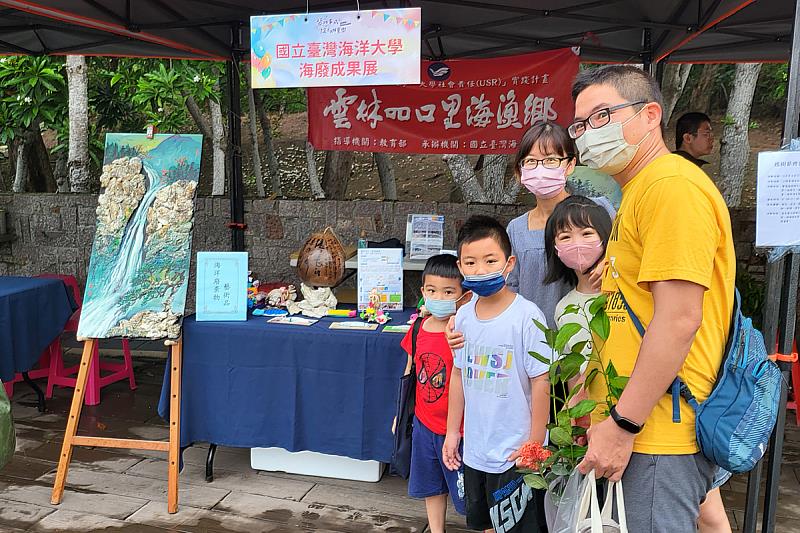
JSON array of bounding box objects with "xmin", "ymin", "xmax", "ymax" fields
[
  {"xmin": 782, "ymin": 0, "xmax": 800, "ymax": 146},
  {"xmin": 745, "ymin": 1, "xmax": 800, "ymax": 531},
  {"xmin": 226, "ymin": 23, "xmax": 245, "ymax": 252},
  {"xmin": 641, "ymin": 28, "xmax": 653, "ymax": 74}
]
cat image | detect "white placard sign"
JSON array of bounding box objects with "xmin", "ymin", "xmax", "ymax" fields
[
  {"xmin": 250, "ymin": 8, "xmax": 421, "ymax": 88},
  {"xmin": 357, "ymin": 248, "xmax": 403, "ymax": 311},
  {"xmin": 756, "ymin": 151, "xmax": 800, "ymax": 247}
]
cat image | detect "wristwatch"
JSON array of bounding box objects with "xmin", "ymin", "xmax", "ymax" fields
[{"xmin": 610, "ymin": 406, "xmax": 644, "ymax": 434}]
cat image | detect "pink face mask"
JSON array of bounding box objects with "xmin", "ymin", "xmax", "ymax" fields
[
  {"xmin": 556, "ymin": 241, "xmax": 604, "ymax": 273},
  {"xmin": 520, "ymin": 166, "xmax": 567, "ymax": 199}
]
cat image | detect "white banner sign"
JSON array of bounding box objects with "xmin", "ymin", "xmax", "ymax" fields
[{"xmin": 251, "ymin": 8, "xmax": 421, "ymax": 88}]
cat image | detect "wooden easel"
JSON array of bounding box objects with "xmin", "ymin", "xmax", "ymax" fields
[{"xmin": 50, "ymin": 336, "xmax": 183, "ymax": 513}]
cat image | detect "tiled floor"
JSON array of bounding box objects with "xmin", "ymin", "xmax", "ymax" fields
[{"xmin": 2, "ymin": 344, "xmax": 799, "ymax": 532}]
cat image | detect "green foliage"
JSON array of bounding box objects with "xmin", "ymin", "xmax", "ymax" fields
[
  {"xmin": 89, "ymin": 58, "xmax": 222, "ymax": 133},
  {"xmin": 755, "ymin": 63, "xmax": 788, "ymax": 116},
  {"xmin": 523, "ymin": 295, "xmax": 627, "ymax": 494},
  {"xmin": 0, "ymin": 56, "xmax": 65, "ymax": 143},
  {"xmin": 736, "ymin": 269, "xmax": 765, "ymax": 329},
  {"xmin": 259, "ymin": 88, "xmax": 307, "ymax": 114},
  {"xmin": 674, "ymin": 63, "xmax": 787, "ymax": 118},
  {"xmin": 748, "ymin": 120, "xmax": 761, "ymax": 130}
]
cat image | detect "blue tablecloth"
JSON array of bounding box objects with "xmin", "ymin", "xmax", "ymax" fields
[
  {"xmin": 158, "ymin": 309, "xmax": 414, "ymax": 463},
  {"xmin": 0, "ymin": 276, "xmax": 77, "ymax": 382}
]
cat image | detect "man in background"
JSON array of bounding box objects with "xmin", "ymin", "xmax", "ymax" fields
[{"xmin": 674, "ymin": 112, "xmax": 714, "ymax": 167}]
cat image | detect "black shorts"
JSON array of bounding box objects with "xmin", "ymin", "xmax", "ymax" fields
[{"xmin": 463, "ymin": 463, "xmax": 547, "ymax": 532}]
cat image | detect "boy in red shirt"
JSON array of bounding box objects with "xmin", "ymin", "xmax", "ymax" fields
[{"xmin": 400, "ymin": 254, "xmax": 469, "ymax": 533}]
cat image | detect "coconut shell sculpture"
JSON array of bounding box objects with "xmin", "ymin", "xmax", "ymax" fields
[{"xmin": 297, "ymin": 228, "xmax": 346, "ymax": 287}]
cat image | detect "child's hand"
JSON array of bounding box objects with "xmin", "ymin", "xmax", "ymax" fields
[
  {"xmin": 445, "ymin": 316, "xmax": 465, "ymax": 351},
  {"xmin": 588, "ymin": 260, "xmax": 606, "ymax": 292},
  {"xmin": 508, "ymin": 445, "xmax": 531, "ymax": 466},
  {"xmin": 391, "ymin": 416, "xmax": 397, "ymax": 435},
  {"xmin": 442, "ymin": 432, "xmax": 462, "ymax": 471}
]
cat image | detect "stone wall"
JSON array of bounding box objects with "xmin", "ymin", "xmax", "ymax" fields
[{"xmin": 0, "ymin": 193, "xmax": 765, "ymax": 309}]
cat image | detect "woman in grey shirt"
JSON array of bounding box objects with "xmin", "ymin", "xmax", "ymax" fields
[{"xmin": 505, "ymin": 122, "xmax": 615, "ymax": 329}]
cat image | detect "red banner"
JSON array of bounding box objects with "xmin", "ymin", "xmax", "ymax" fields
[{"xmin": 307, "ymin": 48, "xmax": 579, "ymax": 154}]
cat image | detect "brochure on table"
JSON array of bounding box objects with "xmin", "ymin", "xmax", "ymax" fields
[
  {"xmin": 357, "ymin": 248, "xmax": 403, "ymax": 310},
  {"xmin": 756, "ymin": 150, "xmax": 800, "ymax": 246},
  {"xmin": 196, "ymin": 252, "xmax": 248, "ymax": 321},
  {"xmin": 406, "ymin": 214, "xmax": 445, "ymax": 260}
]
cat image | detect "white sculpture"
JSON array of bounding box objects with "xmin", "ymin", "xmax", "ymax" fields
[{"xmin": 286, "ymin": 283, "xmax": 338, "ymax": 318}]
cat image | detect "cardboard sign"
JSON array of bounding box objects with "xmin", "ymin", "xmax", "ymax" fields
[{"xmin": 196, "ymin": 252, "xmax": 248, "ymax": 321}]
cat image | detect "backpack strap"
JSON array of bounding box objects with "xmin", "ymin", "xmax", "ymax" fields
[
  {"xmin": 618, "ymin": 289, "xmax": 696, "ymax": 423},
  {"xmin": 410, "ymin": 316, "xmax": 423, "ymax": 375}
]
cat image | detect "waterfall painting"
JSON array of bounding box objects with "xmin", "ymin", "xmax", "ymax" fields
[{"xmin": 77, "ymin": 133, "xmax": 202, "ymax": 340}]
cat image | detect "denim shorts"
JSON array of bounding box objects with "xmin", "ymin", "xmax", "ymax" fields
[{"xmin": 408, "ymin": 418, "xmax": 466, "ymax": 515}]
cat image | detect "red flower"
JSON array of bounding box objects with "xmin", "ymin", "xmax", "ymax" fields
[{"xmin": 517, "ymin": 441, "xmax": 552, "ymax": 470}]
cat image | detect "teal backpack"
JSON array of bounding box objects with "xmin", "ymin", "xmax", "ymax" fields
[
  {"xmin": 621, "ymin": 289, "xmax": 781, "ymax": 474},
  {"xmin": 0, "ymin": 380, "xmax": 14, "ymax": 470}
]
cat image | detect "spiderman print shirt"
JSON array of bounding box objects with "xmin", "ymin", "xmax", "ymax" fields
[{"xmin": 401, "ymin": 318, "xmax": 456, "ymax": 436}]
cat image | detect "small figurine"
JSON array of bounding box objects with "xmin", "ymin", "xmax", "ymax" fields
[
  {"xmin": 247, "ymin": 274, "xmax": 261, "ymax": 309},
  {"xmin": 368, "ymin": 288, "xmax": 381, "ymax": 310},
  {"xmin": 360, "ymin": 288, "xmax": 391, "ymax": 324}
]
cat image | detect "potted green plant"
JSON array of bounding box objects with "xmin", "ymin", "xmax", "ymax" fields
[{"xmin": 516, "ymin": 294, "xmax": 628, "ymax": 526}]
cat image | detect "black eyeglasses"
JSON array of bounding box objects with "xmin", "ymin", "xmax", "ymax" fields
[
  {"xmin": 519, "ymin": 156, "xmax": 572, "ymax": 170},
  {"xmin": 568, "ymin": 101, "xmax": 646, "ymax": 139}
]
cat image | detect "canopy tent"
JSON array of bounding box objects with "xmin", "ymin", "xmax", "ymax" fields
[
  {"xmin": 0, "ymin": 0, "xmax": 793, "ymax": 64},
  {"xmin": 1, "ymin": 0, "xmax": 796, "ymax": 255},
  {"xmin": 1, "ymin": 2, "xmax": 799, "ymax": 533}
]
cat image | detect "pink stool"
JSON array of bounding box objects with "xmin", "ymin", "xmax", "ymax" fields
[{"xmin": 37, "ymin": 274, "xmax": 136, "ymax": 406}]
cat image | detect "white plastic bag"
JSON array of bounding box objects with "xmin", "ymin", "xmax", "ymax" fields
[
  {"xmin": 599, "ymin": 479, "xmax": 628, "ymax": 532},
  {"xmin": 550, "ymin": 469, "xmax": 593, "ymax": 533},
  {"xmin": 551, "ymin": 470, "xmax": 628, "ymax": 533}
]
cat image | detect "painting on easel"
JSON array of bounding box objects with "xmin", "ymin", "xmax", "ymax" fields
[{"xmin": 77, "ymin": 133, "xmax": 203, "ymax": 340}]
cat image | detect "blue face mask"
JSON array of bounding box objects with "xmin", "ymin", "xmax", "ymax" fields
[
  {"xmin": 424, "ymin": 297, "xmax": 457, "ymax": 319},
  {"xmin": 461, "ymin": 260, "xmax": 510, "ymax": 297}
]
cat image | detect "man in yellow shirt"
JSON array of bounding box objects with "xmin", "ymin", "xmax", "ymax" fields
[{"xmin": 569, "ymin": 66, "xmax": 735, "ymax": 532}]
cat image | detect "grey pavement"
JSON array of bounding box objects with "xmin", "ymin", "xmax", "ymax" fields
[{"xmin": 1, "ymin": 345, "xmax": 799, "ymax": 532}]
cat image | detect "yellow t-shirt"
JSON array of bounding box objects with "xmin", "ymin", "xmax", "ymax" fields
[{"xmin": 589, "ymin": 153, "xmax": 736, "ymax": 455}]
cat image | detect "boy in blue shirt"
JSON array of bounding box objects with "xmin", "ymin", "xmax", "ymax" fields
[{"xmin": 443, "ymin": 215, "xmax": 551, "ymax": 533}]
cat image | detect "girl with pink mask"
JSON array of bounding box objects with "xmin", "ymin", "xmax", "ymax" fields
[
  {"xmin": 543, "ymin": 195, "xmax": 613, "ymax": 355},
  {"xmin": 505, "ymin": 122, "xmax": 615, "ymax": 330}
]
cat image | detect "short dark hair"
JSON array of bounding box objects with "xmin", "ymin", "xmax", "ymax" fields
[
  {"xmin": 571, "ymin": 65, "xmax": 664, "ymax": 111},
  {"xmin": 457, "ymin": 215, "xmax": 513, "ymax": 259},
  {"xmin": 512, "ymin": 122, "xmax": 576, "ymax": 179},
  {"xmin": 544, "ymin": 196, "xmax": 613, "ymax": 286},
  {"xmin": 422, "ymin": 254, "xmax": 463, "ymax": 285},
  {"xmin": 675, "ymin": 112, "xmax": 711, "ymax": 150}
]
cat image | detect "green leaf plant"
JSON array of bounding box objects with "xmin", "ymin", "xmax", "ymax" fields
[{"xmin": 520, "ymin": 294, "xmax": 627, "ymax": 499}]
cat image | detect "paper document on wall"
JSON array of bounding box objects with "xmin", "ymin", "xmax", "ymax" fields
[{"xmin": 756, "ymin": 151, "xmax": 800, "ymax": 247}]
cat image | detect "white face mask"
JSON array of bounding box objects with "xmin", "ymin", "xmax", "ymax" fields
[{"xmin": 575, "ymin": 106, "xmax": 652, "ymax": 175}]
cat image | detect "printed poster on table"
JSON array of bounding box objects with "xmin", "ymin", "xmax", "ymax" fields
[
  {"xmin": 196, "ymin": 252, "xmax": 248, "ymax": 321},
  {"xmin": 358, "ymin": 248, "xmax": 403, "ymax": 311},
  {"xmin": 756, "ymin": 151, "xmax": 800, "ymax": 246},
  {"xmin": 308, "ymin": 47, "xmax": 580, "ymax": 154},
  {"xmin": 250, "ymin": 8, "xmax": 421, "ymax": 88}
]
